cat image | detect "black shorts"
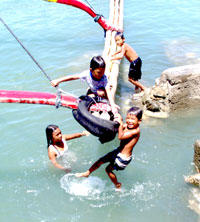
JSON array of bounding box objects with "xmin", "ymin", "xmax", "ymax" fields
[
  {"xmin": 128, "ymin": 57, "xmax": 142, "ymax": 81},
  {"xmin": 99, "ymin": 147, "xmax": 130, "ymax": 171}
]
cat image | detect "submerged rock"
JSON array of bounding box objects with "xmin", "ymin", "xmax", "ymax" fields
[
  {"xmin": 194, "ymin": 140, "xmax": 200, "ymax": 172},
  {"xmin": 185, "ymin": 140, "xmax": 200, "ymax": 216},
  {"xmin": 185, "ymin": 174, "xmax": 200, "ymax": 186},
  {"xmin": 185, "ymin": 140, "xmax": 200, "ymax": 186}
]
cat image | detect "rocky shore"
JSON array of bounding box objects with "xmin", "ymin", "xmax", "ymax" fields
[
  {"xmin": 134, "ymin": 63, "xmax": 200, "ymax": 118},
  {"xmin": 134, "ymin": 63, "xmax": 200, "ymax": 214}
]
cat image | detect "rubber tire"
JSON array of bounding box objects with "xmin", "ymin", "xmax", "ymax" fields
[{"xmin": 72, "ymin": 95, "xmax": 119, "ymax": 143}]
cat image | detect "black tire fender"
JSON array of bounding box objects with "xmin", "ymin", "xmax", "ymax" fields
[{"xmin": 72, "ymin": 95, "xmax": 119, "ymax": 143}]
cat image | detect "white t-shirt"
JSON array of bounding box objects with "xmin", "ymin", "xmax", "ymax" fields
[
  {"xmin": 48, "ymin": 138, "xmax": 68, "ymax": 158},
  {"xmin": 79, "ymin": 70, "xmax": 109, "ymax": 94}
]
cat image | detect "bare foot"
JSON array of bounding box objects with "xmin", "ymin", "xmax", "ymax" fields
[
  {"xmin": 75, "ymin": 170, "xmax": 90, "ymax": 178},
  {"xmin": 82, "ymin": 130, "xmax": 90, "ymax": 136},
  {"xmin": 115, "ymin": 182, "xmax": 122, "ymax": 189}
]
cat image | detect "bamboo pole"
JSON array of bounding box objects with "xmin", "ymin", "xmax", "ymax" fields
[{"xmin": 103, "ymin": 0, "xmax": 123, "ymax": 99}]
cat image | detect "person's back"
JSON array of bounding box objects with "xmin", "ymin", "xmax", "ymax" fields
[{"xmin": 123, "ymin": 43, "xmax": 139, "ymax": 63}]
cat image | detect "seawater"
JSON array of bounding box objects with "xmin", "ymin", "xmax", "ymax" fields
[{"xmin": 0, "ymin": 0, "xmax": 200, "ymax": 221}]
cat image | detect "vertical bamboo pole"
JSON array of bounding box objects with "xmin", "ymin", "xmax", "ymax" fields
[{"xmin": 102, "ymin": 0, "xmax": 123, "ymax": 99}]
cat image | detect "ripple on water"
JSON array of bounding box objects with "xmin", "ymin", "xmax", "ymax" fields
[{"xmin": 60, "ymin": 174, "xmax": 162, "ymax": 209}]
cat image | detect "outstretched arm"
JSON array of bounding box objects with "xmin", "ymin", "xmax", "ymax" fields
[
  {"xmin": 51, "ymin": 74, "xmax": 80, "ymax": 87},
  {"xmin": 63, "ymin": 131, "xmax": 90, "ymax": 141},
  {"xmin": 105, "ymin": 85, "xmax": 120, "ymax": 114}
]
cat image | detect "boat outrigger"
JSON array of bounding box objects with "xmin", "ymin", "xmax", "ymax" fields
[
  {"xmin": 0, "ymin": 0, "xmax": 123, "ymax": 143},
  {"xmin": 44, "ymin": 0, "xmax": 122, "ymax": 32},
  {"xmin": 0, "ymin": 90, "xmax": 119, "ymax": 143},
  {"xmin": 0, "ymin": 89, "xmax": 77, "ymax": 109}
]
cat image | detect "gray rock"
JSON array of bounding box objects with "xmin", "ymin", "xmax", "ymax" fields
[
  {"xmin": 184, "ymin": 140, "xmax": 200, "ymax": 187},
  {"xmin": 194, "ymin": 140, "xmax": 200, "ymax": 172},
  {"xmin": 159, "ymin": 63, "xmax": 200, "ymax": 111},
  {"xmin": 145, "ymin": 100, "xmax": 160, "ymax": 112},
  {"xmin": 137, "ymin": 63, "xmax": 200, "ymax": 118}
]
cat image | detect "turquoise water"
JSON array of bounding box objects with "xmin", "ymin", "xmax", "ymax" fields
[{"xmin": 1, "ymin": 0, "xmax": 200, "ymax": 221}]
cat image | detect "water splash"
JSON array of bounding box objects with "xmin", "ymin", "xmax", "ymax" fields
[
  {"xmin": 58, "ymin": 151, "xmax": 77, "ymax": 169},
  {"xmin": 60, "ymin": 174, "xmax": 105, "ymax": 197},
  {"xmin": 60, "ymin": 173, "xmax": 162, "ymax": 210},
  {"xmin": 188, "ymin": 188, "xmax": 200, "ymax": 215}
]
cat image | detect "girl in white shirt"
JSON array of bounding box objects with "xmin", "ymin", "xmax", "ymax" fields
[{"xmin": 46, "ymin": 124, "xmax": 89, "ymax": 172}]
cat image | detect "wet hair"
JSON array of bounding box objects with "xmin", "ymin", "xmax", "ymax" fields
[
  {"xmin": 115, "ymin": 31, "xmax": 125, "ymax": 40},
  {"xmin": 127, "ymin": 107, "xmax": 143, "ymax": 121},
  {"xmin": 45, "ymin": 124, "xmax": 59, "ymax": 148},
  {"xmin": 90, "ymin": 56, "xmax": 106, "ymax": 70}
]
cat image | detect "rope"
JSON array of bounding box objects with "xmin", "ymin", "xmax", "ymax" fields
[
  {"xmin": 90, "ymin": 96, "xmax": 98, "ymax": 105},
  {"xmin": 55, "ymin": 88, "xmax": 62, "ymax": 108},
  {"xmin": 55, "ymin": 88, "xmax": 78, "ymax": 109},
  {"xmin": 83, "ymin": 0, "xmax": 104, "ymax": 25},
  {"xmin": 0, "ymin": 16, "xmax": 79, "ymax": 109},
  {"xmin": 0, "ymin": 16, "xmax": 52, "ymax": 83},
  {"xmin": 83, "ymin": 0, "xmax": 96, "ymax": 12},
  {"xmin": 94, "ymin": 14, "xmax": 102, "ymax": 22}
]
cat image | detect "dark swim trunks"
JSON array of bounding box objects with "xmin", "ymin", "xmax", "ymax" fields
[
  {"xmin": 99, "ymin": 147, "xmax": 132, "ymax": 171},
  {"xmin": 128, "ymin": 57, "xmax": 142, "ymax": 81}
]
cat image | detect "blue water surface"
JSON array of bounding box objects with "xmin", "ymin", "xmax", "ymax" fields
[{"xmin": 0, "ymin": 0, "xmax": 200, "ymax": 221}]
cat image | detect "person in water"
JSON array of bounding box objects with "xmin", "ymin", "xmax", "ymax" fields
[
  {"xmin": 51, "ymin": 55, "xmax": 119, "ymax": 114},
  {"xmin": 76, "ymin": 106, "xmax": 143, "ymax": 188},
  {"xmin": 111, "ymin": 32, "xmax": 145, "ymax": 93},
  {"xmin": 46, "ymin": 124, "xmax": 89, "ymax": 172}
]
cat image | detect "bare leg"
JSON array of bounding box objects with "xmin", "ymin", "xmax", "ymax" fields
[
  {"xmin": 76, "ymin": 170, "xmax": 90, "ymax": 178},
  {"xmin": 76, "ymin": 159, "xmax": 105, "ymax": 178},
  {"xmin": 105, "ymin": 164, "xmax": 121, "ymax": 188},
  {"xmin": 128, "ymin": 78, "xmax": 145, "ymax": 91}
]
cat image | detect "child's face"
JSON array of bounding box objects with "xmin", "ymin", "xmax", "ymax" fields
[
  {"xmin": 91, "ymin": 67, "xmax": 105, "ymax": 80},
  {"xmin": 115, "ymin": 36, "xmax": 124, "ymax": 47},
  {"xmin": 126, "ymin": 113, "xmax": 139, "ymax": 129},
  {"xmin": 52, "ymin": 128, "xmax": 62, "ymax": 143}
]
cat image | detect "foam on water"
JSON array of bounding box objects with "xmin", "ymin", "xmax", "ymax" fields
[
  {"xmin": 58, "ymin": 150, "xmax": 78, "ymax": 169},
  {"xmin": 60, "ymin": 172, "xmax": 162, "ymax": 211},
  {"xmin": 188, "ymin": 188, "xmax": 200, "ymax": 215},
  {"xmin": 60, "ymin": 174, "xmax": 105, "ymax": 197}
]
